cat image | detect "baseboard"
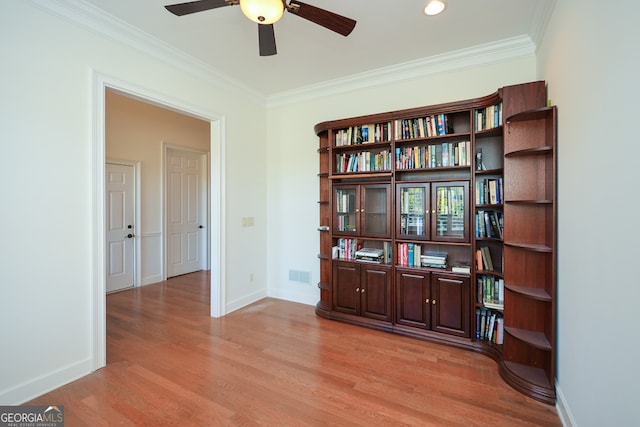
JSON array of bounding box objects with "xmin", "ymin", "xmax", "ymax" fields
[
  {"xmin": 141, "ymin": 274, "xmax": 163, "ymax": 286},
  {"xmin": 226, "ymin": 289, "xmax": 268, "ymax": 314},
  {"xmin": 267, "ymin": 288, "xmax": 317, "ymax": 307},
  {"xmin": 555, "ymin": 381, "xmax": 576, "ymax": 427},
  {"xmin": 0, "ymin": 358, "xmax": 92, "ymax": 405}
]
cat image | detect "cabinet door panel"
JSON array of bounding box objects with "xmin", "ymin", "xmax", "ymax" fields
[
  {"xmin": 362, "ymin": 185, "xmax": 390, "ymax": 238},
  {"xmin": 333, "ymin": 262, "xmax": 359, "ymax": 315},
  {"xmin": 396, "ymin": 270, "xmax": 430, "ymax": 329},
  {"xmin": 432, "ymin": 274, "xmax": 470, "ymax": 337},
  {"xmin": 360, "ymin": 266, "xmax": 391, "ymax": 322},
  {"xmin": 397, "ymin": 184, "xmax": 430, "ymax": 240},
  {"xmin": 431, "ymin": 181, "xmax": 469, "ymax": 242}
]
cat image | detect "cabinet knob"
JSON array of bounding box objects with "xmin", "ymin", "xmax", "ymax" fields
[
  {"xmin": 425, "ymin": 298, "xmax": 430, "ymax": 304},
  {"xmin": 432, "ymin": 299, "xmax": 436, "ymax": 305},
  {"xmin": 361, "ymin": 288, "xmax": 365, "ymax": 293},
  {"xmin": 356, "ymin": 287, "xmax": 360, "ymax": 293}
]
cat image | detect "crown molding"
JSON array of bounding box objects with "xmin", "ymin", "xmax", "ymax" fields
[
  {"xmin": 26, "ymin": 0, "xmax": 267, "ymax": 105},
  {"xmin": 266, "ymin": 35, "xmax": 536, "ymax": 108}
]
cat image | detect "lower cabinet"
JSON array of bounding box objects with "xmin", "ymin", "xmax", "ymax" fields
[
  {"xmin": 333, "ymin": 261, "xmax": 392, "ymax": 322},
  {"xmin": 396, "ymin": 269, "xmax": 470, "ymax": 338}
]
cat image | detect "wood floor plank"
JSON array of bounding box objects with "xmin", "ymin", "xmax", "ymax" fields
[{"xmin": 27, "ymin": 271, "xmax": 561, "ymax": 426}]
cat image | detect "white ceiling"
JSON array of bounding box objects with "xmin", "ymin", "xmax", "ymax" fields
[{"xmin": 51, "ymin": 0, "xmax": 554, "ymax": 97}]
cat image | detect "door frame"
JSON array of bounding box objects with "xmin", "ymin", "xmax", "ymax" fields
[
  {"xmin": 163, "ymin": 144, "xmax": 210, "ymax": 279},
  {"xmin": 105, "ymin": 159, "xmax": 142, "ymax": 289},
  {"xmin": 92, "ymin": 71, "xmax": 227, "ymax": 372}
]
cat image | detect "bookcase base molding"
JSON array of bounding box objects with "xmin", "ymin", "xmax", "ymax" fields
[{"xmin": 315, "ymin": 81, "xmax": 557, "ymax": 405}]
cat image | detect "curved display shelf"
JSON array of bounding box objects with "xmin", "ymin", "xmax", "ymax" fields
[
  {"xmin": 506, "ymin": 106, "xmax": 554, "ymax": 123},
  {"xmin": 505, "ymin": 146, "xmax": 553, "ymax": 158},
  {"xmin": 505, "ymin": 284, "xmax": 552, "ymax": 302},
  {"xmin": 504, "ymin": 326, "xmax": 552, "ymax": 351},
  {"xmin": 504, "ymin": 242, "xmax": 552, "ymax": 253}
]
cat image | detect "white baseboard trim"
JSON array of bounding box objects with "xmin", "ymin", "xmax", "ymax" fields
[
  {"xmin": 556, "ymin": 381, "xmax": 576, "ymax": 427},
  {"xmin": 0, "ymin": 358, "xmax": 92, "ymax": 405},
  {"xmin": 141, "ymin": 274, "xmax": 164, "ymax": 286},
  {"xmin": 267, "ymin": 288, "xmax": 317, "ymax": 307},
  {"xmin": 226, "ymin": 289, "xmax": 268, "ymax": 314}
]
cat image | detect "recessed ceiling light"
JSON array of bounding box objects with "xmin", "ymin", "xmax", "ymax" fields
[{"xmin": 424, "ymin": 0, "xmax": 447, "ymax": 16}]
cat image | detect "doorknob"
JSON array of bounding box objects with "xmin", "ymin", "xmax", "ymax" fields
[
  {"xmin": 127, "ymin": 225, "xmax": 133, "ymax": 229},
  {"xmin": 199, "ymin": 225, "xmax": 204, "ymax": 229},
  {"xmin": 126, "ymin": 234, "xmax": 134, "ymax": 239}
]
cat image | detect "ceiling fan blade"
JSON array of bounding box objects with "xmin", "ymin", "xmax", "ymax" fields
[
  {"xmin": 287, "ymin": 0, "xmax": 356, "ymax": 36},
  {"xmin": 165, "ymin": 0, "xmax": 233, "ymax": 16},
  {"xmin": 258, "ymin": 24, "xmax": 277, "ymax": 56}
]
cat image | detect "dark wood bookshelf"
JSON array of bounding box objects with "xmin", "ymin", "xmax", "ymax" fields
[{"xmin": 315, "ymin": 81, "xmax": 556, "ymax": 405}]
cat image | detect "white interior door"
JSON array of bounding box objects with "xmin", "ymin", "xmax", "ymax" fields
[
  {"xmin": 106, "ymin": 163, "xmax": 135, "ymax": 293},
  {"xmin": 167, "ymin": 149, "xmax": 206, "ymax": 277}
]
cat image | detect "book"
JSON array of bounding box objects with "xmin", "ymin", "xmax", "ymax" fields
[
  {"xmin": 451, "ymin": 263, "xmax": 471, "ymax": 274},
  {"xmin": 480, "ymin": 247, "xmax": 494, "ymax": 271}
]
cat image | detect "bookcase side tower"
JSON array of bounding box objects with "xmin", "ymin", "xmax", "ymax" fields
[{"xmin": 314, "ymin": 81, "xmax": 556, "ymax": 404}]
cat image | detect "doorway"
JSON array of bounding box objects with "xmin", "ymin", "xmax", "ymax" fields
[{"xmin": 92, "ymin": 72, "xmax": 226, "ymax": 371}]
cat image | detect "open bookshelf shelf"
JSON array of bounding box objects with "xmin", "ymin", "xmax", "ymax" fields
[
  {"xmin": 505, "ymin": 327, "xmax": 552, "ymax": 351},
  {"xmin": 505, "ymin": 284, "xmax": 552, "ymax": 302},
  {"xmin": 506, "ymin": 106, "xmax": 554, "ymax": 123},
  {"xmin": 315, "ymin": 81, "xmax": 556, "ymax": 405},
  {"xmin": 505, "ymin": 146, "xmax": 553, "ymax": 157},
  {"xmin": 504, "ymin": 242, "xmax": 552, "ymax": 253},
  {"xmin": 503, "ymin": 361, "xmax": 552, "ymax": 389}
]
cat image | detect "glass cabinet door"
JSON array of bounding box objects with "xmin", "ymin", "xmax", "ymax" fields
[
  {"xmin": 334, "ymin": 187, "xmax": 358, "ymax": 234},
  {"xmin": 432, "ymin": 181, "xmax": 469, "ymax": 242},
  {"xmin": 362, "ymin": 185, "xmax": 390, "ymax": 238},
  {"xmin": 397, "ymin": 184, "xmax": 429, "ymax": 240}
]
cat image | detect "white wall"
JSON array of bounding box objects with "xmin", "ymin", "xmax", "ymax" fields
[
  {"xmin": 537, "ymin": 0, "xmax": 640, "ymax": 425},
  {"xmin": 265, "ymin": 58, "xmax": 537, "ymax": 305},
  {"xmin": 0, "ymin": 1, "xmax": 268, "ymax": 404}
]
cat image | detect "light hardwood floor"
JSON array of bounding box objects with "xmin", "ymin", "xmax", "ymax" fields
[{"xmin": 29, "ymin": 271, "xmax": 561, "ymax": 426}]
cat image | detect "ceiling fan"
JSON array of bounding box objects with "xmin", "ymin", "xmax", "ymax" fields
[{"xmin": 164, "ymin": 0, "xmax": 356, "ymax": 56}]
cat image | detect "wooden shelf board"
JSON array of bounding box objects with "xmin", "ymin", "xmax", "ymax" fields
[
  {"xmin": 504, "ymin": 146, "xmax": 553, "ymax": 157},
  {"xmin": 504, "ymin": 199, "xmax": 552, "ymax": 205},
  {"xmin": 505, "ymin": 284, "xmax": 552, "ymax": 301},
  {"xmin": 396, "ymin": 165, "xmax": 471, "ymax": 173},
  {"xmin": 503, "ymin": 361, "xmax": 552, "ymax": 390},
  {"xmin": 504, "ymin": 242, "xmax": 552, "ymax": 253},
  {"xmin": 475, "ymin": 203, "xmax": 503, "ymax": 208},
  {"xmin": 474, "ymin": 168, "xmax": 504, "ymax": 176},
  {"xmin": 333, "ymin": 141, "xmax": 391, "ymax": 150},
  {"xmin": 330, "ymin": 172, "xmax": 393, "ymax": 179},
  {"xmin": 476, "ymin": 269, "xmax": 504, "ymax": 278},
  {"xmin": 475, "ymin": 126, "xmax": 503, "ymax": 137},
  {"xmin": 505, "ymin": 106, "xmax": 554, "ymax": 123},
  {"xmin": 504, "ymin": 327, "xmax": 552, "ymax": 351}
]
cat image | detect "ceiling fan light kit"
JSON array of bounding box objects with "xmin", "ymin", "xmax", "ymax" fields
[
  {"xmin": 240, "ymin": 0, "xmax": 284, "ymax": 24},
  {"xmin": 424, "ymin": 0, "xmax": 446, "ymax": 16},
  {"xmin": 165, "ymin": 0, "xmax": 356, "ymax": 56}
]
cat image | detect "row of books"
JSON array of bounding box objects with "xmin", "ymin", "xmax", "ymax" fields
[
  {"xmin": 476, "ymin": 210, "xmax": 503, "ymax": 239},
  {"xmin": 335, "ymin": 191, "xmax": 355, "ymax": 214},
  {"xmin": 335, "ymin": 123, "xmax": 392, "ymax": 146},
  {"xmin": 395, "ymin": 114, "xmax": 454, "ymax": 140},
  {"xmin": 335, "ymin": 150, "xmax": 392, "ymax": 173},
  {"xmin": 333, "ymin": 239, "xmax": 393, "ymax": 263},
  {"xmin": 475, "ymin": 102, "xmax": 503, "ymax": 131},
  {"xmin": 397, "ymin": 243, "xmax": 448, "ymax": 268},
  {"xmin": 476, "ymin": 178, "xmax": 503, "ymax": 205},
  {"xmin": 476, "ymin": 308, "xmax": 504, "ymax": 344},
  {"xmin": 476, "ymin": 247, "xmax": 497, "ymax": 272},
  {"xmin": 400, "ymin": 214, "xmax": 425, "ymax": 236},
  {"xmin": 395, "ymin": 141, "xmax": 471, "ymax": 170},
  {"xmin": 477, "ymin": 275, "xmax": 504, "ymax": 310},
  {"xmin": 335, "ymin": 214, "xmax": 356, "ymax": 232}
]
